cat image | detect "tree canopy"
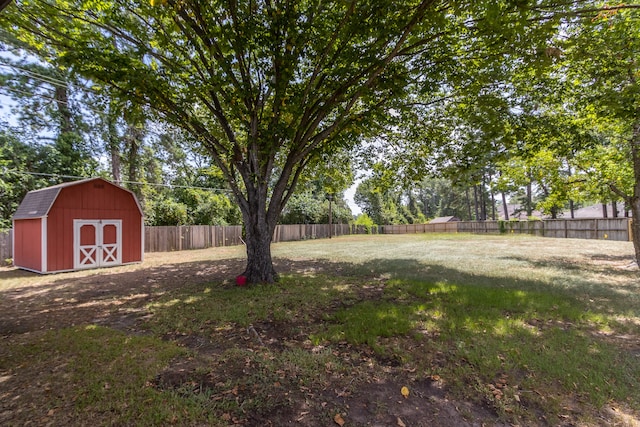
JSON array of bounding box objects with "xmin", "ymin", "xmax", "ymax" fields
[{"xmin": 3, "ymin": 1, "xmax": 639, "ymax": 279}]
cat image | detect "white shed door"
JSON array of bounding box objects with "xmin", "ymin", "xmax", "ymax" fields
[{"xmin": 73, "ymin": 220, "xmax": 122, "ymax": 270}]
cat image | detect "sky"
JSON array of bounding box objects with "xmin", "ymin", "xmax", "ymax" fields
[
  {"xmin": 0, "ymin": 51, "xmax": 21, "ymax": 125},
  {"xmin": 344, "ymin": 181, "xmax": 361, "ymax": 215},
  {"xmin": 0, "ymin": 94, "xmax": 18, "ymax": 125}
]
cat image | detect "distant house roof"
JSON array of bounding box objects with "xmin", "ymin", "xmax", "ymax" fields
[
  {"xmin": 568, "ymin": 203, "xmax": 630, "ymax": 219},
  {"xmin": 429, "ymin": 216, "xmax": 460, "ymax": 224},
  {"xmin": 497, "ymin": 202, "xmax": 631, "ymax": 220}
]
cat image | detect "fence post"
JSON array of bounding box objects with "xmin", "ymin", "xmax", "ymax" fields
[{"xmin": 0, "ymin": 230, "xmax": 12, "ymax": 261}]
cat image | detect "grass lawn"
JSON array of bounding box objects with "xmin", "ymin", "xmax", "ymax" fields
[{"xmin": 1, "ymin": 233, "xmax": 639, "ymax": 426}]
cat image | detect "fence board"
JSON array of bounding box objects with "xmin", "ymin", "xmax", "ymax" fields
[
  {"xmin": 596, "ymin": 218, "xmax": 629, "ymax": 241},
  {"xmin": 544, "ymin": 220, "xmax": 566, "ymax": 239}
]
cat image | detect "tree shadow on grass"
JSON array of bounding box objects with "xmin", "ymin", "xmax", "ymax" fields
[
  {"xmin": 1, "ymin": 255, "xmax": 639, "ymax": 426},
  {"xmin": 345, "ymin": 257, "xmax": 640, "ymax": 334},
  {"xmin": 295, "ymin": 258, "xmax": 640, "ymax": 426},
  {"xmin": 146, "ymin": 256, "xmax": 640, "ymax": 425},
  {"xmin": 0, "ymin": 258, "xmax": 247, "ymax": 335},
  {"xmin": 494, "ymin": 253, "xmax": 640, "ymax": 314},
  {"xmin": 0, "ymin": 251, "xmax": 638, "ymax": 335},
  {"xmin": 498, "ymin": 253, "xmax": 638, "ymax": 274}
]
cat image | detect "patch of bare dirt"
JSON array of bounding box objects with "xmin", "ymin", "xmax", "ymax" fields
[
  {"xmin": 151, "ymin": 327, "xmax": 507, "ymax": 427},
  {"xmin": 0, "ymin": 258, "xmax": 245, "ymax": 336},
  {"xmin": 153, "ymin": 352, "xmax": 503, "ymax": 427},
  {"xmin": 0, "ymin": 254, "xmax": 625, "ymax": 426}
]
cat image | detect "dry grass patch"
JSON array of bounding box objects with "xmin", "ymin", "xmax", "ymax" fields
[{"xmin": 1, "ymin": 234, "xmax": 639, "ymax": 426}]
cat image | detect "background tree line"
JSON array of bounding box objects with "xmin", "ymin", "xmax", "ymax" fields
[
  {"xmin": 0, "ymin": 36, "xmax": 635, "ymax": 230},
  {"xmin": 0, "ymin": 59, "xmax": 354, "ymax": 229},
  {"xmin": 1, "ymin": 1, "xmax": 639, "ymax": 276}
]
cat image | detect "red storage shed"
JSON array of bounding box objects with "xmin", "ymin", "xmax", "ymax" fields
[{"xmin": 12, "ymin": 177, "xmax": 144, "ymax": 274}]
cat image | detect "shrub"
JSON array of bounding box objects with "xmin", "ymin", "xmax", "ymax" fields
[{"xmin": 354, "ymin": 213, "xmax": 377, "ymax": 234}]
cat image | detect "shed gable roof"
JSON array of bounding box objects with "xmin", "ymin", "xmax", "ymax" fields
[{"xmin": 13, "ymin": 177, "xmax": 143, "ymax": 220}]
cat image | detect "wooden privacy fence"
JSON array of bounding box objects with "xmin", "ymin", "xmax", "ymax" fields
[
  {"xmin": 0, "ymin": 224, "xmax": 366, "ymax": 259},
  {"xmin": 0, "ymin": 218, "xmax": 632, "ymax": 259},
  {"xmin": 453, "ymin": 218, "xmax": 632, "ymax": 242},
  {"xmin": 144, "ymin": 225, "xmax": 244, "ymax": 252},
  {"xmin": 144, "ymin": 223, "xmax": 355, "ymax": 252},
  {"xmin": 380, "ymin": 218, "xmax": 632, "ymax": 242},
  {"xmin": 378, "ymin": 218, "xmax": 631, "ymax": 242},
  {"xmin": 116, "ymin": 218, "xmax": 639, "ymax": 252},
  {"xmin": 271, "ymin": 223, "xmax": 353, "ymax": 243},
  {"xmin": 381, "ymin": 222, "xmax": 460, "ymax": 234}
]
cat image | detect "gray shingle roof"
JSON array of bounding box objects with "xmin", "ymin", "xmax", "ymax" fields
[
  {"xmin": 13, "ymin": 186, "xmax": 61, "ymax": 220},
  {"xmin": 429, "ymin": 216, "xmax": 460, "ymax": 224}
]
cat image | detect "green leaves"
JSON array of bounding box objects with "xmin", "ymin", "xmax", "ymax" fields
[{"xmin": 6, "ymin": 0, "xmax": 640, "ymax": 271}]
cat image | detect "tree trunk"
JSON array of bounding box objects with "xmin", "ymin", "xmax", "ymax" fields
[
  {"xmin": 630, "ymin": 119, "xmax": 640, "ymax": 266},
  {"xmin": 473, "ymin": 185, "xmax": 480, "ymax": 220},
  {"xmin": 489, "ymin": 184, "xmax": 496, "ymax": 220},
  {"xmin": 612, "ymin": 200, "xmax": 618, "ymax": 218},
  {"xmin": 54, "ymin": 86, "xmax": 73, "ymax": 135},
  {"xmin": 237, "ymin": 161, "xmax": 283, "ymax": 284},
  {"xmin": 602, "ymin": 203, "xmax": 608, "ymax": 218},
  {"xmin": 526, "ymin": 181, "xmax": 533, "ymax": 217},
  {"xmin": 242, "ymin": 208, "xmax": 278, "ymax": 283},
  {"xmin": 480, "ymin": 179, "xmax": 487, "ymax": 221},
  {"xmin": 110, "ymin": 142, "xmax": 122, "ymax": 184},
  {"xmin": 106, "ymin": 104, "xmax": 122, "ymax": 184},
  {"xmin": 124, "ymin": 123, "xmax": 144, "ymax": 200},
  {"xmin": 631, "ymin": 202, "xmax": 640, "ymax": 266},
  {"xmin": 328, "ymin": 195, "xmax": 333, "ymax": 239},
  {"xmin": 501, "ymin": 192, "xmax": 509, "ymax": 220},
  {"xmin": 569, "ymin": 199, "xmax": 575, "ymax": 219},
  {"xmin": 567, "ymin": 163, "xmax": 575, "ymax": 219},
  {"xmin": 126, "ymin": 127, "xmax": 140, "ymax": 183}
]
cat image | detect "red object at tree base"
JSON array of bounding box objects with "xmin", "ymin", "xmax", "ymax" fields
[{"xmin": 236, "ymin": 275, "xmax": 247, "ymax": 286}]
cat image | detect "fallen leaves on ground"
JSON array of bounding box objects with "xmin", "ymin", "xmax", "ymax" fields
[{"xmin": 401, "ymin": 386, "xmax": 410, "ymax": 398}]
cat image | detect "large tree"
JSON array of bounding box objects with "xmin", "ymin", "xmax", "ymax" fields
[
  {"xmin": 1, "ymin": 0, "xmax": 616, "ymax": 282},
  {"xmin": 559, "ymin": 5, "xmax": 640, "ymax": 262}
]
